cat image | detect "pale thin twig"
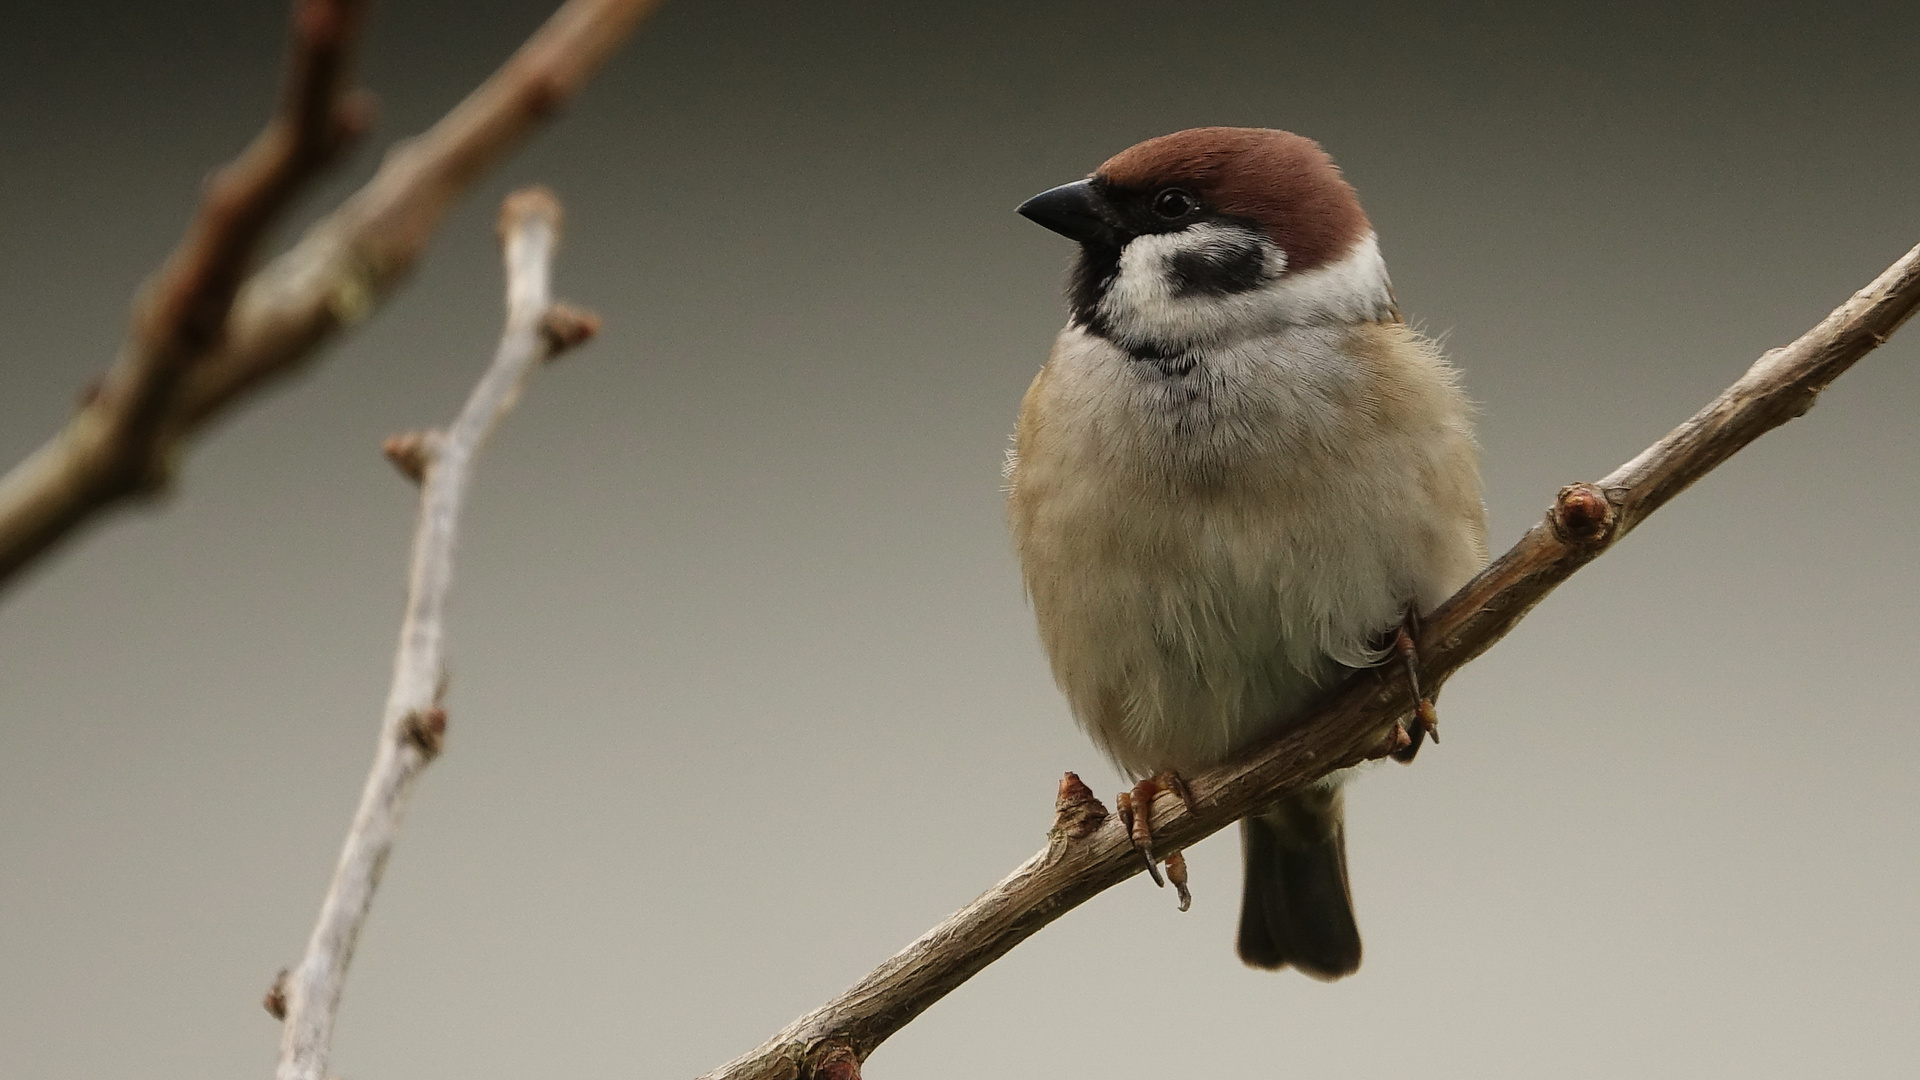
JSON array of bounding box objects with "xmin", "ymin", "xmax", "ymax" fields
[
  {"xmin": 0, "ymin": 0, "xmax": 663, "ymax": 591},
  {"xmin": 699, "ymin": 239, "xmax": 1920, "ymax": 1080},
  {"xmin": 275, "ymin": 188, "xmax": 592, "ymax": 1080}
]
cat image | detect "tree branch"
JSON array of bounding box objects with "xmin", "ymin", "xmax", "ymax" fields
[
  {"xmin": 700, "ymin": 240, "xmax": 1920, "ymax": 1080},
  {"xmin": 0, "ymin": 0, "xmax": 662, "ymax": 592},
  {"xmin": 272, "ymin": 188, "xmax": 594, "ymax": 1080},
  {"xmin": 0, "ymin": 0, "xmax": 369, "ymax": 584}
]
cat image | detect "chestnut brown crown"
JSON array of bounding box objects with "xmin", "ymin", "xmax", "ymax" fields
[{"xmin": 1095, "ymin": 127, "xmax": 1371, "ymax": 276}]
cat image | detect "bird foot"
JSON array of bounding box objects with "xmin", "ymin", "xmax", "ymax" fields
[
  {"xmin": 1115, "ymin": 772, "xmax": 1197, "ymax": 906},
  {"xmin": 1391, "ymin": 611, "xmax": 1440, "ymax": 763},
  {"xmin": 1165, "ymin": 849, "xmax": 1191, "ymax": 912}
]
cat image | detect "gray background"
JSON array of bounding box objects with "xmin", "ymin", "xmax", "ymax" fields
[{"xmin": 3, "ymin": 1, "xmax": 1916, "ymax": 1076}]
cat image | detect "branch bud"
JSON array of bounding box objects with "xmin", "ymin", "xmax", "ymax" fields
[
  {"xmin": 1550, "ymin": 482, "xmax": 1615, "ymax": 545},
  {"xmin": 805, "ymin": 1040, "xmax": 861, "ymax": 1080},
  {"xmin": 382, "ymin": 430, "xmax": 437, "ymax": 484},
  {"xmin": 1051, "ymin": 772, "xmax": 1109, "ymax": 841},
  {"xmin": 540, "ymin": 302, "xmax": 601, "ymax": 358},
  {"xmin": 498, "ymin": 186, "xmax": 563, "ymax": 243},
  {"xmin": 263, "ymin": 969, "xmax": 290, "ymax": 1021},
  {"xmin": 402, "ymin": 706, "xmax": 448, "ymax": 757}
]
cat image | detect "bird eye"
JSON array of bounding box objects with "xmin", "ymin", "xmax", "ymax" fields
[{"xmin": 1151, "ymin": 188, "xmax": 1198, "ymax": 219}]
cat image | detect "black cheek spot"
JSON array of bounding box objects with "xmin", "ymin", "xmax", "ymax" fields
[
  {"xmin": 1167, "ymin": 238, "xmax": 1270, "ymax": 298},
  {"xmin": 1067, "ymin": 242, "xmax": 1123, "ymax": 333}
]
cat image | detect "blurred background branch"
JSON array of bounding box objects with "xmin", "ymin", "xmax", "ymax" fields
[{"xmin": 0, "ymin": 0, "xmax": 661, "ymax": 592}]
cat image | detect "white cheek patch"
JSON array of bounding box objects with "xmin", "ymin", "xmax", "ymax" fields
[
  {"xmin": 1096, "ymin": 228, "xmax": 1396, "ymax": 349},
  {"xmin": 1097, "ymin": 225, "xmax": 1282, "ymax": 344}
]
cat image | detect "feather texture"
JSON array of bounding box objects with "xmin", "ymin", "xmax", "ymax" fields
[{"xmin": 1008, "ymin": 315, "xmax": 1486, "ymax": 776}]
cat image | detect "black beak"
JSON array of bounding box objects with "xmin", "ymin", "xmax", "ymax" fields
[{"xmin": 1017, "ymin": 179, "xmax": 1121, "ymax": 246}]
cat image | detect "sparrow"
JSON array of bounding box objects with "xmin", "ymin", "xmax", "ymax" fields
[{"xmin": 1006, "ymin": 127, "xmax": 1488, "ymax": 979}]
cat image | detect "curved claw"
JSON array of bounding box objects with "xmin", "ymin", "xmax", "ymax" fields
[
  {"xmin": 1117, "ymin": 789, "xmax": 1166, "ymax": 886},
  {"xmin": 1122, "ymin": 774, "xmax": 1197, "ymax": 891}
]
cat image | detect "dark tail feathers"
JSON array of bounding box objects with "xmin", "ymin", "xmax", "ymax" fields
[{"xmin": 1236, "ymin": 787, "xmax": 1362, "ymax": 980}]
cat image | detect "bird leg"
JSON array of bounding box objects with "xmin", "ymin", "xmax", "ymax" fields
[
  {"xmin": 1115, "ymin": 772, "xmax": 1199, "ymax": 893},
  {"xmin": 1391, "ymin": 609, "xmax": 1440, "ymax": 763}
]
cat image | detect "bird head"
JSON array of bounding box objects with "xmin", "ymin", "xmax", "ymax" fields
[{"xmin": 1018, "ymin": 127, "xmax": 1396, "ymax": 354}]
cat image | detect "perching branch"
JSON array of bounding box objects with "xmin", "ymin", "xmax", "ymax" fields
[
  {"xmin": 271, "ymin": 188, "xmax": 594, "ymax": 1080},
  {"xmin": 700, "ymin": 240, "xmax": 1920, "ymax": 1080},
  {"xmin": 0, "ymin": 0, "xmax": 662, "ymax": 592}
]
